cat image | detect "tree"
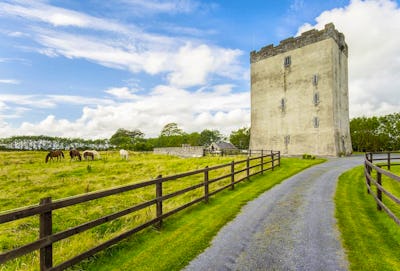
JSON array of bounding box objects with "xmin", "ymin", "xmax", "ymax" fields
[
  {"xmin": 350, "ymin": 113, "xmax": 400, "ymax": 152},
  {"xmin": 160, "ymin": 123, "xmax": 184, "ymax": 137},
  {"xmin": 199, "ymin": 129, "xmax": 223, "ymax": 147},
  {"xmin": 229, "ymin": 127, "xmax": 250, "ymax": 149},
  {"xmin": 109, "ymin": 128, "xmax": 145, "ymax": 150}
]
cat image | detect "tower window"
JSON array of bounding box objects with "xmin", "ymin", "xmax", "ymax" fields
[
  {"xmin": 284, "ymin": 56, "xmax": 291, "ymax": 67},
  {"xmin": 313, "ymin": 92, "xmax": 320, "ymax": 105},
  {"xmin": 280, "ymin": 98, "xmax": 286, "ymax": 112},
  {"xmin": 284, "ymin": 135, "xmax": 290, "ymax": 145},
  {"xmin": 313, "ymin": 74, "xmax": 318, "ymax": 85},
  {"xmin": 313, "ymin": 117, "xmax": 319, "ymax": 128}
]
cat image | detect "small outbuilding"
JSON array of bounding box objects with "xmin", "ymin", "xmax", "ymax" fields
[{"xmin": 208, "ymin": 141, "xmax": 238, "ymax": 155}]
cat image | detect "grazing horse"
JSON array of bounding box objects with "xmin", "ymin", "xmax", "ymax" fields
[
  {"xmin": 119, "ymin": 149, "xmax": 129, "ymax": 160},
  {"xmin": 45, "ymin": 150, "xmax": 64, "ymax": 163},
  {"xmin": 83, "ymin": 151, "xmax": 94, "ymax": 161},
  {"xmin": 69, "ymin": 149, "xmax": 82, "ymax": 161},
  {"xmin": 83, "ymin": 150, "xmax": 100, "ymax": 160}
]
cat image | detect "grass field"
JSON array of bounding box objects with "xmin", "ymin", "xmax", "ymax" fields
[
  {"xmin": 0, "ymin": 151, "xmax": 323, "ymax": 270},
  {"xmin": 335, "ymin": 165, "xmax": 400, "ymax": 271}
]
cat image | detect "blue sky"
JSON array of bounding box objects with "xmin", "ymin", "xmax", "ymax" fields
[{"xmin": 1, "ymin": 0, "xmax": 400, "ymax": 139}]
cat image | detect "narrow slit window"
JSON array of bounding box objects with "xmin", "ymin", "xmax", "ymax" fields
[
  {"xmin": 313, "ymin": 74, "xmax": 318, "ymax": 85},
  {"xmin": 313, "ymin": 92, "xmax": 320, "ymax": 105},
  {"xmin": 280, "ymin": 98, "xmax": 286, "ymax": 112},
  {"xmin": 284, "ymin": 56, "xmax": 291, "ymax": 67},
  {"xmin": 313, "ymin": 117, "xmax": 319, "ymax": 128},
  {"xmin": 284, "ymin": 135, "xmax": 290, "ymax": 145}
]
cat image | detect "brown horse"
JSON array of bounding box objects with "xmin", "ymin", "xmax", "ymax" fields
[
  {"xmin": 83, "ymin": 151, "xmax": 94, "ymax": 161},
  {"xmin": 45, "ymin": 150, "xmax": 64, "ymax": 163},
  {"xmin": 69, "ymin": 149, "xmax": 81, "ymax": 161}
]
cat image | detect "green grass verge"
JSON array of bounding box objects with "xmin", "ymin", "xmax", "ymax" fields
[
  {"xmin": 335, "ymin": 166, "xmax": 400, "ymax": 271},
  {"xmin": 75, "ymin": 157, "xmax": 324, "ymax": 271}
]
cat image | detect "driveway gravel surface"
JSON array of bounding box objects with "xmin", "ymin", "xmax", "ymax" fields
[{"xmin": 184, "ymin": 156, "xmax": 363, "ymax": 271}]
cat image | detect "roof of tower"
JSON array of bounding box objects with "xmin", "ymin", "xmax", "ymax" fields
[{"xmin": 250, "ymin": 23, "xmax": 348, "ymax": 63}]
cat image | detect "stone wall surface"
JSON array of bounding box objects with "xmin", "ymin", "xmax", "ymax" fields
[
  {"xmin": 250, "ymin": 23, "xmax": 348, "ymax": 63},
  {"xmin": 153, "ymin": 146, "xmax": 205, "ymax": 158}
]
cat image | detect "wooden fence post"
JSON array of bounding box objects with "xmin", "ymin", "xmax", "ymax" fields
[
  {"xmin": 156, "ymin": 175, "xmax": 163, "ymax": 229},
  {"xmin": 365, "ymin": 154, "xmax": 371, "ymax": 194},
  {"xmin": 388, "ymin": 152, "xmax": 391, "ymax": 170},
  {"xmin": 377, "ymin": 171, "xmax": 382, "ymax": 211},
  {"xmin": 246, "ymin": 156, "xmax": 250, "ymax": 181},
  {"xmin": 271, "ymin": 150, "xmax": 275, "ymax": 171},
  {"xmin": 260, "ymin": 150, "xmax": 264, "ymax": 175},
  {"xmin": 40, "ymin": 197, "xmax": 52, "ymax": 271},
  {"xmin": 278, "ymin": 151, "xmax": 281, "ymax": 167},
  {"xmin": 204, "ymin": 166, "xmax": 209, "ymax": 203},
  {"xmin": 230, "ymin": 161, "xmax": 235, "ymax": 190}
]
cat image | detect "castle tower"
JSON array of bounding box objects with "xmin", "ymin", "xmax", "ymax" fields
[{"xmin": 250, "ymin": 23, "xmax": 352, "ymax": 156}]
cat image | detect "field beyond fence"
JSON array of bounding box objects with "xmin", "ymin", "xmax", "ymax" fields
[{"xmin": 0, "ymin": 150, "xmax": 279, "ymax": 271}]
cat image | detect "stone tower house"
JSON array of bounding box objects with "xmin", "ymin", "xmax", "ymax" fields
[{"xmin": 250, "ymin": 23, "xmax": 352, "ymax": 156}]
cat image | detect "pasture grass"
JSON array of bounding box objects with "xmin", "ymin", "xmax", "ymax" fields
[
  {"xmin": 75, "ymin": 157, "xmax": 324, "ymax": 271},
  {"xmin": 335, "ymin": 165, "xmax": 400, "ymax": 271},
  {"xmin": 0, "ymin": 151, "xmax": 323, "ymax": 270}
]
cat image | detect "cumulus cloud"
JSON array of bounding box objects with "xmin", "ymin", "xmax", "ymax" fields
[
  {"xmin": 104, "ymin": 87, "xmax": 140, "ymax": 100},
  {"xmin": 297, "ymin": 0, "xmax": 400, "ymax": 118},
  {"xmin": 0, "ymin": 1, "xmax": 244, "ymax": 89},
  {"xmin": 0, "ymin": 85, "xmax": 250, "ymax": 139}
]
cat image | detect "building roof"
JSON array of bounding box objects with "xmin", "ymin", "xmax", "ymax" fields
[{"xmin": 211, "ymin": 141, "xmax": 237, "ymax": 149}]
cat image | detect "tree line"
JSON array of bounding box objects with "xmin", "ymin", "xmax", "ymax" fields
[
  {"xmin": 0, "ymin": 123, "xmax": 250, "ymax": 151},
  {"xmin": 6, "ymin": 111, "xmax": 398, "ymax": 153},
  {"xmin": 350, "ymin": 113, "xmax": 400, "ymax": 152},
  {"xmin": 109, "ymin": 123, "xmax": 250, "ymax": 151}
]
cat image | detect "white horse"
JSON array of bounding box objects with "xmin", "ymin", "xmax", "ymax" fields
[
  {"xmin": 83, "ymin": 150, "xmax": 101, "ymax": 160},
  {"xmin": 119, "ymin": 149, "xmax": 129, "ymax": 160}
]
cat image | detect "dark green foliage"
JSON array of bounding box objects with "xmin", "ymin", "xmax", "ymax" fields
[
  {"xmin": 0, "ymin": 135, "xmax": 109, "ymax": 150},
  {"xmin": 160, "ymin": 123, "xmax": 184, "ymax": 137},
  {"xmin": 302, "ymin": 154, "xmax": 315, "ymax": 160},
  {"xmin": 229, "ymin": 127, "xmax": 250, "ymax": 149},
  {"xmin": 109, "ymin": 128, "xmax": 146, "ymax": 150},
  {"xmin": 199, "ymin": 129, "xmax": 223, "ymax": 147},
  {"xmin": 350, "ymin": 113, "xmax": 400, "ymax": 151}
]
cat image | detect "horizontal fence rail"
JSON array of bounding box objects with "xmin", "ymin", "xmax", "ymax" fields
[
  {"xmin": 364, "ymin": 152, "xmax": 400, "ymax": 226},
  {"xmin": 0, "ymin": 150, "xmax": 280, "ymax": 270}
]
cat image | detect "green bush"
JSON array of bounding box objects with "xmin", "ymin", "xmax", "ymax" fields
[{"xmin": 302, "ymin": 154, "xmax": 315, "ymax": 160}]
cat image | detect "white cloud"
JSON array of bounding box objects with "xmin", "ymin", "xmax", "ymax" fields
[
  {"xmin": 0, "ymin": 85, "xmax": 250, "ymax": 139},
  {"xmin": 297, "ymin": 0, "xmax": 400, "ymax": 118},
  {"xmin": 0, "ymin": 1, "xmax": 131, "ymax": 33},
  {"xmin": 0, "ymin": 94, "xmax": 114, "ymax": 112},
  {"xmin": 167, "ymin": 43, "xmax": 243, "ymax": 87},
  {"xmin": 118, "ymin": 0, "xmax": 200, "ymax": 14},
  {"xmin": 0, "ymin": 1, "xmax": 245, "ymax": 89},
  {"xmin": 104, "ymin": 87, "xmax": 140, "ymax": 100},
  {"xmin": 0, "ymin": 79, "xmax": 20, "ymax": 84},
  {"xmin": 32, "ymin": 30, "xmax": 244, "ymax": 88}
]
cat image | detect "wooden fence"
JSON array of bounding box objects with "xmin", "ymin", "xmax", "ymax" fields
[
  {"xmin": 0, "ymin": 150, "xmax": 280, "ymax": 270},
  {"xmin": 364, "ymin": 152, "xmax": 400, "ymax": 226}
]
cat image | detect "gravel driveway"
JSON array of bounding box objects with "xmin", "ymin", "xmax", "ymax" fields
[{"xmin": 184, "ymin": 156, "xmax": 363, "ymax": 271}]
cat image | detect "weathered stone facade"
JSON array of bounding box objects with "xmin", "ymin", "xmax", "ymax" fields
[
  {"xmin": 153, "ymin": 146, "xmax": 205, "ymax": 158},
  {"xmin": 250, "ymin": 23, "xmax": 352, "ymax": 156}
]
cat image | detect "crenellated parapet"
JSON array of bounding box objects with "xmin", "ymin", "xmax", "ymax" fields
[{"xmin": 250, "ymin": 23, "xmax": 348, "ymax": 63}]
